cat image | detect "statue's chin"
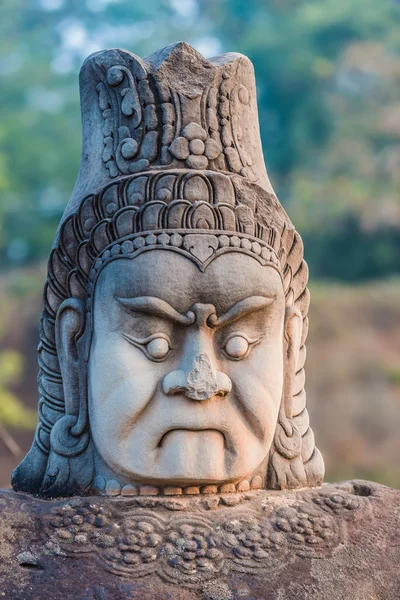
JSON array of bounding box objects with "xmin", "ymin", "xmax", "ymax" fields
[
  {"xmin": 156, "ymin": 429, "xmax": 226, "ymax": 483},
  {"xmin": 95, "ymin": 428, "xmax": 268, "ymax": 485}
]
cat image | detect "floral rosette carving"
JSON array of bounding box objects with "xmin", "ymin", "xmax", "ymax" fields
[
  {"xmin": 43, "ymin": 491, "xmax": 370, "ymax": 586},
  {"xmin": 46, "ymin": 501, "xmax": 113, "ymax": 554},
  {"xmin": 160, "ymin": 518, "xmax": 224, "ymax": 584},
  {"xmin": 270, "ymin": 503, "xmax": 340, "ymax": 559},
  {"xmin": 102, "ymin": 514, "xmax": 164, "ymax": 577},
  {"xmin": 311, "ymin": 490, "xmax": 364, "ymax": 519},
  {"xmin": 221, "ymin": 515, "xmax": 289, "ymax": 573},
  {"xmin": 168, "ymin": 122, "xmax": 222, "ymax": 170}
]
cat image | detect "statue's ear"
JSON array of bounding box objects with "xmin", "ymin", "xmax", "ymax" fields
[
  {"xmin": 50, "ymin": 297, "xmax": 89, "ymax": 457},
  {"xmin": 283, "ymin": 306, "xmax": 303, "ymax": 419},
  {"xmin": 55, "ymin": 298, "xmax": 86, "ymax": 418},
  {"xmin": 42, "ymin": 298, "xmax": 92, "ymax": 496},
  {"xmin": 267, "ymin": 305, "xmax": 306, "ymax": 489}
]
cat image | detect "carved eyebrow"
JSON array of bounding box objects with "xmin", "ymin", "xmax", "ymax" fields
[
  {"xmin": 115, "ymin": 296, "xmax": 195, "ymax": 325},
  {"xmin": 208, "ymin": 295, "xmax": 277, "ymax": 329},
  {"xmin": 115, "ymin": 295, "xmax": 276, "ymax": 328}
]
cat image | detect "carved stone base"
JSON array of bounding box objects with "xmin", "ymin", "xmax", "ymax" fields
[{"xmin": 0, "ymin": 480, "xmax": 399, "ymax": 599}]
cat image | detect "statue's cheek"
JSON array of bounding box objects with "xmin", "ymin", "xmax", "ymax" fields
[
  {"xmin": 88, "ymin": 356, "xmax": 164, "ymax": 434},
  {"xmin": 223, "ymin": 355, "xmax": 283, "ymax": 444},
  {"xmin": 227, "ymin": 351, "xmax": 284, "ymax": 402},
  {"xmin": 238, "ymin": 376, "xmax": 280, "ymax": 415}
]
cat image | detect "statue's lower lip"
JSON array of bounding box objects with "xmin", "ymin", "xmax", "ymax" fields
[{"xmin": 157, "ymin": 428, "xmax": 226, "ymax": 448}]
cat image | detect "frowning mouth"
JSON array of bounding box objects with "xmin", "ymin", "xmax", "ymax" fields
[{"xmin": 157, "ymin": 428, "xmax": 226, "ymax": 449}]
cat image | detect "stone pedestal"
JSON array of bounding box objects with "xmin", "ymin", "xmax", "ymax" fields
[{"xmin": 0, "ymin": 480, "xmax": 399, "ymax": 599}]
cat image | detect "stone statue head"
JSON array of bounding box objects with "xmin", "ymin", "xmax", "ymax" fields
[{"xmin": 12, "ymin": 42, "xmax": 324, "ymax": 497}]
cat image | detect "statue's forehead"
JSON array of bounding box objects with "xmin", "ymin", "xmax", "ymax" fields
[{"xmin": 94, "ymin": 250, "xmax": 284, "ymax": 315}]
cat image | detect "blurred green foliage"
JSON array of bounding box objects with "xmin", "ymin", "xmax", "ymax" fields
[
  {"xmin": 0, "ymin": 0, "xmax": 399, "ymax": 280},
  {"xmin": 0, "ymin": 350, "xmax": 36, "ymax": 429},
  {"xmin": 0, "ymin": 289, "xmax": 37, "ymax": 431}
]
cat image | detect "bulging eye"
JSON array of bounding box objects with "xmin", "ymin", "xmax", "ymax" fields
[
  {"xmin": 224, "ymin": 335, "xmax": 249, "ymax": 359},
  {"xmin": 123, "ymin": 332, "xmax": 172, "ymax": 361},
  {"xmin": 146, "ymin": 337, "xmax": 170, "ymax": 360}
]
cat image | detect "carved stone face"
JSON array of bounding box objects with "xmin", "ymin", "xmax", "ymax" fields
[{"xmin": 87, "ymin": 250, "xmax": 289, "ymax": 486}]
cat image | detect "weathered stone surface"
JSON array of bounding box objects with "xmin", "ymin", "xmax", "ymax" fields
[{"xmin": 0, "ymin": 480, "xmax": 399, "ymax": 599}]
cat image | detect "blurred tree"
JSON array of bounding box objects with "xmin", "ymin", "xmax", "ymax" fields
[
  {"xmin": 0, "ymin": 0, "xmax": 399, "ymax": 280},
  {"xmin": 0, "ymin": 349, "xmax": 36, "ymax": 455},
  {"xmin": 0, "ymin": 0, "xmax": 211, "ymax": 266},
  {"xmin": 201, "ymin": 0, "xmax": 400, "ymax": 279}
]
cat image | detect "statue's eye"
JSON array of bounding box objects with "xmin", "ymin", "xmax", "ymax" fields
[
  {"xmin": 222, "ymin": 333, "xmax": 264, "ymax": 361},
  {"xmin": 224, "ymin": 335, "xmax": 249, "ymax": 359},
  {"xmin": 123, "ymin": 332, "xmax": 172, "ymax": 361},
  {"xmin": 146, "ymin": 337, "xmax": 170, "ymax": 360}
]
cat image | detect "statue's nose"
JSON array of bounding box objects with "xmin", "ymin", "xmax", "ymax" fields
[{"xmin": 162, "ymin": 353, "xmax": 232, "ymax": 401}]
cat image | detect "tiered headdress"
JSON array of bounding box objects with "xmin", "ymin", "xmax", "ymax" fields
[{"xmin": 13, "ymin": 42, "xmax": 324, "ymax": 496}]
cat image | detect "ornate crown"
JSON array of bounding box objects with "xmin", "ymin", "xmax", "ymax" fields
[{"xmin": 85, "ymin": 42, "xmax": 272, "ymax": 186}]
